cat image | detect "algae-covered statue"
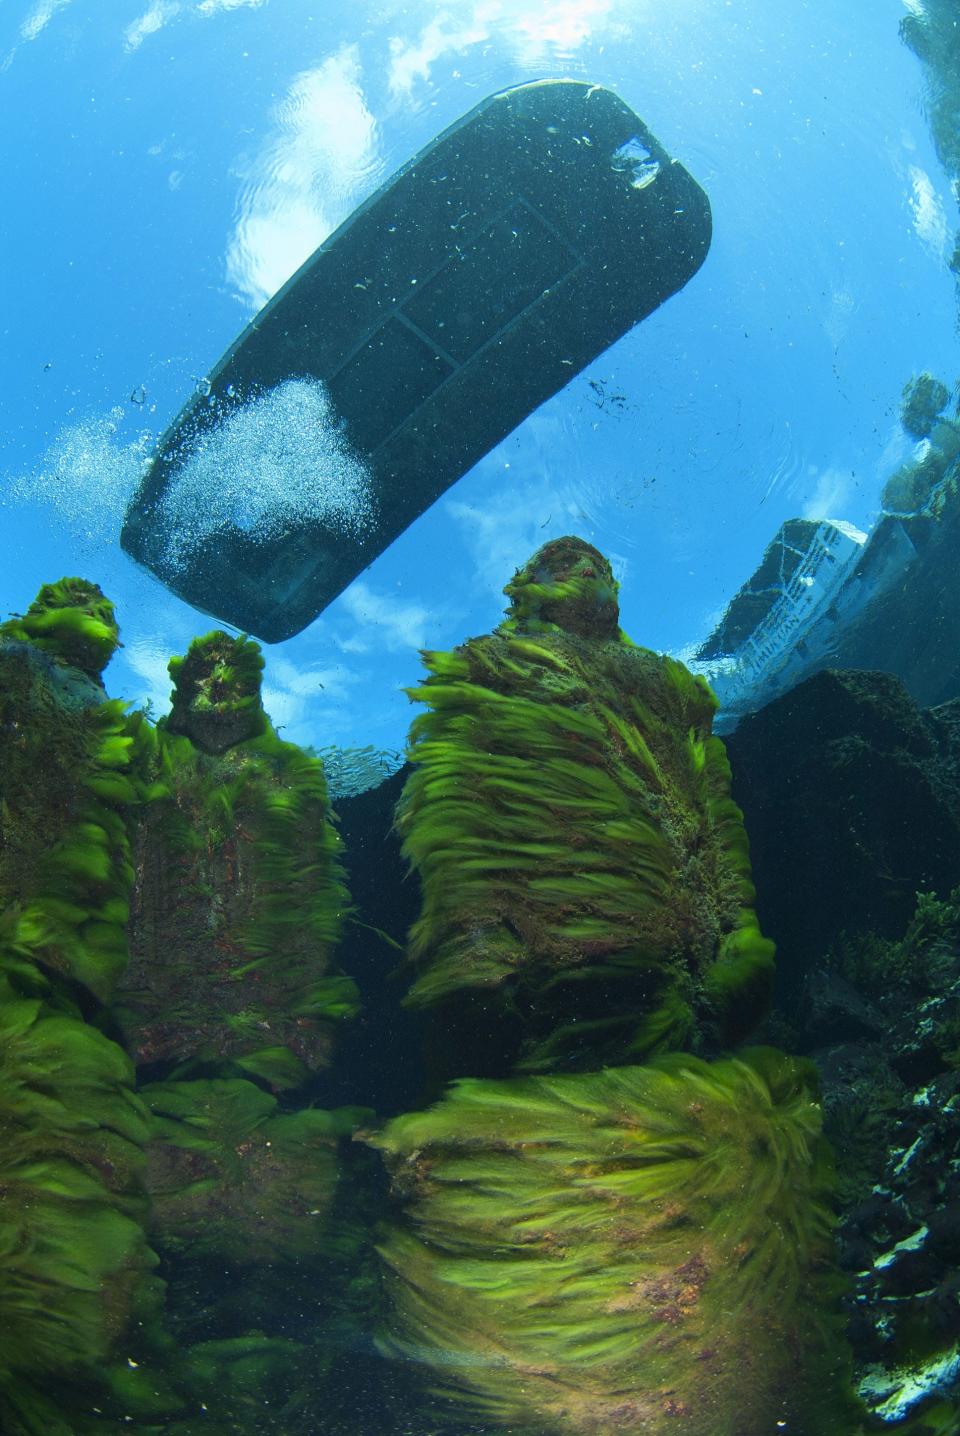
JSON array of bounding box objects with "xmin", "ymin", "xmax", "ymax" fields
[
  {"xmin": 114, "ymin": 629, "xmax": 358, "ymax": 1088},
  {"xmin": 0, "ymin": 580, "xmax": 163, "ymax": 1434},
  {"xmin": 370, "ymin": 538, "xmax": 866, "ymax": 1434},
  {"xmin": 0, "ymin": 584, "xmax": 365, "ymax": 1433},
  {"xmin": 396, "ymin": 535, "xmax": 774, "ymax": 1073},
  {"xmin": 0, "ymin": 578, "xmax": 153, "ymax": 1001},
  {"xmin": 0, "ymin": 564, "xmax": 871, "ymax": 1435},
  {"xmin": 0, "ymin": 575, "xmax": 121, "ymax": 682},
  {"xmin": 110, "ymin": 630, "xmax": 369, "ymax": 1432}
]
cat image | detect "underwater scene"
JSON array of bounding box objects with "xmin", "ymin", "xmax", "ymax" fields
[{"xmin": 2, "ymin": 1, "xmax": 960, "ymax": 1433}]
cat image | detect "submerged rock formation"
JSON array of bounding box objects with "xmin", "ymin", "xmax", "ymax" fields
[
  {"xmin": 796, "ymin": 892, "xmax": 960, "ymax": 1432},
  {"xmin": 725, "ymin": 667, "xmax": 960, "ymax": 993},
  {"xmin": 5, "ymin": 567, "xmax": 900, "ymax": 1433},
  {"xmin": 0, "ymin": 578, "xmax": 154, "ymax": 1002},
  {"xmin": 726, "ymin": 668, "xmax": 960, "ymax": 1428},
  {"xmin": 141, "ymin": 1077, "xmax": 362, "ymax": 1264},
  {"xmin": 113, "ymin": 631, "xmax": 367, "ymax": 1432}
]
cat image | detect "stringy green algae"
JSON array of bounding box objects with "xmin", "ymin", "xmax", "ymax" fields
[
  {"xmin": 0, "ymin": 577, "xmax": 121, "ymax": 681},
  {"xmin": 0, "ymin": 993, "xmax": 158, "ymax": 1434},
  {"xmin": 372, "ymin": 1048, "xmax": 861, "ymax": 1436},
  {"xmin": 397, "ymin": 537, "xmax": 774, "ymax": 1067},
  {"xmin": 142, "ymin": 1076, "xmax": 365, "ymax": 1264}
]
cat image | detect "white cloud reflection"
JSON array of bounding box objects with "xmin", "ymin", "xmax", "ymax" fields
[
  {"xmin": 908, "ymin": 166, "xmax": 949, "ymax": 258},
  {"xmin": 225, "ymin": 47, "xmax": 382, "ymax": 311},
  {"xmin": 387, "ymin": 0, "xmax": 624, "ymax": 98},
  {"xmin": 446, "ymin": 481, "xmax": 582, "ymax": 605},
  {"xmin": 387, "ymin": 11, "xmax": 493, "ymax": 98},
  {"xmin": 123, "ymin": 0, "xmax": 263, "ymax": 49},
  {"xmin": 197, "ymin": 0, "xmax": 265, "ymax": 12},
  {"xmin": 336, "ymin": 581, "xmax": 429, "ymax": 654},
  {"xmin": 513, "ymin": 0, "xmax": 619, "ymax": 56},
  {"xmin": 800, "ymin": 465, "xmax": 855, "ymax": 521},
  {"xmin": 262, "ymin": 653, "xmax": 360, "ymax": 736},
  {"xmin": 124, "ymin": 637, "xmax": 178, "ymax": 716},
  {"xmin": 20, "ymin": 0, "xmax": 72, "ymax": 41},
  {"xmin": 124, "ymin": 2, "xmax": 181, "ymax": 51}
]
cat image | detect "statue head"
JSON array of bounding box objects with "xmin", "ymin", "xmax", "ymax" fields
[
  {"xmin": 503, "ymin": 536, "xmax": 620, "ymax": 640},
  {"xmin": 165, "ymin": 630, "xmax": 267, "ymax": 753}
]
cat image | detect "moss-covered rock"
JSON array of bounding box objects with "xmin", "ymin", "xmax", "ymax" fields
[
  {"xmin": 397, "ymin": 537, "xmax": 773, "ymax": 1072},
  {"xmin": 371, "ymin": 1048, "xmax": 860, "ymax": 1436},
  {"xmin": 0, "ymin": 596, "xmax": 374, "ymax": 1433},
  {"xmin": 171, "ymin": 1336, "xmax": 319, "ymax": 1433},
  {"xmin": 725, "ymin": 669, "xmax": 960, "ymax": 1003},
  {"xmin": 900, "ymin": 373, "xmax": 952, "ymax": 442},
  {"xmin": 882, "ymin": 384, "xmax": 960, "ymax": 516},
  {"xmin": 790, "ymin": 888, "xmax": 960, "ymax": 1429}
]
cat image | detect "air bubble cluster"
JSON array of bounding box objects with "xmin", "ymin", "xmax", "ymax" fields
[{"xmin": 156, "ymin": 378, "xmax": 375, "ymax": 570}]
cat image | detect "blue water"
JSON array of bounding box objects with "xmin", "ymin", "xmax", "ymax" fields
[{"xmin": 1, "ymin": 0, "xmax": 955, "ymax": 756}]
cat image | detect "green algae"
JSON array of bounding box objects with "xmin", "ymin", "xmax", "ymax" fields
[
  {"xmin": 0, "ymin": 991, "xmax": 160, "ymax": 1433},
  {"xmin": 165, "ymin": 629, "xmax": 267, "ymax": 753},
  {"xmin": 0, "ymin": 589, "xmax": 367, "ymax": 1432},
  {"xmin": 0, "ymin": 571, "xmax": 872, "ymax": 1433},
  {"xmin": 141, "ymin": 1076, "xmax": 368, "ymax": 1263},
  {"xmin": 0, "ymin": 577, "xmax": 120, "ymax": 682},
  {"xmin": 371, "ymin": 1048, "xmax": 861, "ymax": 1436}
]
